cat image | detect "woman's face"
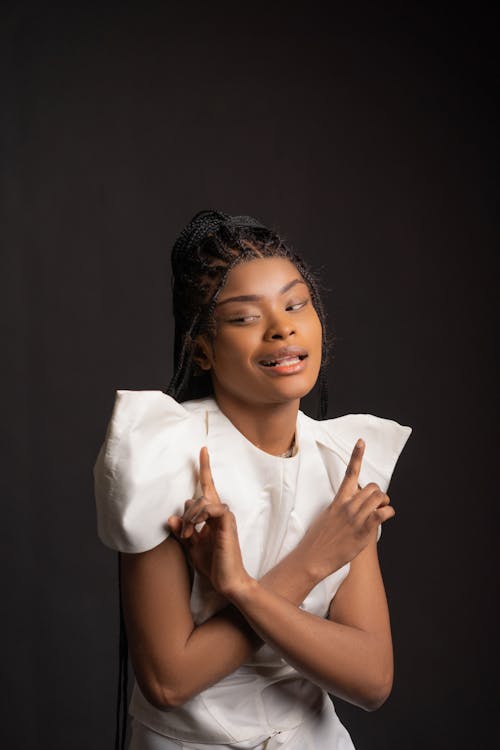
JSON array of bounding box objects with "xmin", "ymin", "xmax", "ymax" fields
[{"xmin": 196, "ymin": 256, "xmax": 323, "ymax": 409}]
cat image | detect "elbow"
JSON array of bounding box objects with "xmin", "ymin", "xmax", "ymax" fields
[
  {"xmin": 360, "ymin": 672, "xmax": 393, "ymax": 712},
  {"xmin": 139, "ymin": 680, "xmax": 189, "ymax": 711},
  {"xmin": 155, "ymin": 687, "xmax": 187, "ymax": 710}
]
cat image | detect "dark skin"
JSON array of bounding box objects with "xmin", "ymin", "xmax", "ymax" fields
[{"xmin": 121, "ymin": 256, "xmax": 396, "ymax": 712}]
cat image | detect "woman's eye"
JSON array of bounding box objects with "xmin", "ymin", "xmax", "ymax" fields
[
  {"xmin": 228, "ymin": 314, "xmax": 260, "ymax": 324},
  {"xmin": 286, "ymin": 299, "xmax": 309, "ymax": 311}
]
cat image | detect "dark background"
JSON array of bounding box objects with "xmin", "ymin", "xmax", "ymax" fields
[{"xmin": 1, "ymin": 2, "xmax": 497, "ymax": 748}]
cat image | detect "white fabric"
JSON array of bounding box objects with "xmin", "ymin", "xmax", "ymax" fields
[
  {"xmin": 129, "ymin": 692, "xmax": 354, "ymax": 749},
  {"xmin": 94, "ymin": 391, "xmax": 412, "ymax": 748}
]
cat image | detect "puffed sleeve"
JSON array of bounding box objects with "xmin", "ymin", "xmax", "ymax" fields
[
  {"xmin": 93, "ymin": 390, "xmax": 207, "ymax": 553},
  {"xmin": 313, "ymin": 413, "xmax": 412, "ymax": 541}
]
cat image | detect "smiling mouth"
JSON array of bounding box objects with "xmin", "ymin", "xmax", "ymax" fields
[
  {"xmin": 258, "ymin": 346, "xmax": 309, "ymax": 369},
  {"xmin": 259, "ymin": 354, "xmax": 308, "ymax": 367}
]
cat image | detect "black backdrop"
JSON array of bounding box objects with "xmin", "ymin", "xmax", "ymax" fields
[{"xmin": 1, "ymin": 3, "xmax": 497, "ymax": 748}]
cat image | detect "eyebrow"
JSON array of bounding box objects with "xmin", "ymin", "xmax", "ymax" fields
[{"xmin": 216, "ymin": 278, "xmax": 307, "ymax": 307}]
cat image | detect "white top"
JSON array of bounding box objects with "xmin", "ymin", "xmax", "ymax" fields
[{"xmin": 94, "ymin": 391, "xmax": 412, "ymax": 747}]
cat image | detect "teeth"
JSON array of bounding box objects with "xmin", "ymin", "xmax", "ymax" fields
[{"xmin": 262, "ymin": 356, "xmax": 301, "ymax": 367}]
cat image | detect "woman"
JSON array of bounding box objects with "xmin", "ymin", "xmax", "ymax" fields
[{"xmin": 94, "ymin": 210, "xmax": 412, "ymax": 749}]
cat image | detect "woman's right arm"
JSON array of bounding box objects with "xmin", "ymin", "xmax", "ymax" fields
[{"xmin": 120, "ymin": 534, "xmax": 318, "ymax": 710}]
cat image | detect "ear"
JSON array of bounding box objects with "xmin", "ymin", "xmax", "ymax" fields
[{"xmin": 192, "ymin": 336, "xmax": 213, "ymax": 371}]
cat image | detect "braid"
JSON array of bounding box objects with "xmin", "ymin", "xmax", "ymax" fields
[
  {"xmin": 171, "ymin": 210, "xmax": 230, "ymax": 267},
  {"xmin": 290, "ymin": 258, "xmax": 331, "ymax": 419}
]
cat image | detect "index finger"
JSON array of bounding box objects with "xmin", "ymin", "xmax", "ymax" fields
[
  {"xmin": 338, "ymin": 438, "xmax": 365, "ymax": 495},
  {"xmin": 199, "ymin": 446, "xmax": 217, "ymax": 498}
]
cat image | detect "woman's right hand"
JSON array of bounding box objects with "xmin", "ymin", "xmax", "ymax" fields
[
  {"xmin": 167, "ymin": 447, "xmax": 252, "ymax": 597},
  {"xmin": 297, "ymin": 439, "xmax": 395, "ymax": 582}
]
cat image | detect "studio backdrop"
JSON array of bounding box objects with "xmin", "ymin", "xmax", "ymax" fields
[{"xmin": 1, "ymin": 4, "xmax": 496, "ymax": 749}]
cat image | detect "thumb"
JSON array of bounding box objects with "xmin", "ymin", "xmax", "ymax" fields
[{"xmin": 167, "ymin": 515, "xmax": 183, "ymax": 538}]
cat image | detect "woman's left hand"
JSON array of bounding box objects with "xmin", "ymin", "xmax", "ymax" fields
[{"xmin": 167, "ymin": 447, "xmax": 252, "ymax": 597}]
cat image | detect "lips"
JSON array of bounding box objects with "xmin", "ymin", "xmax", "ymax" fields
[{"xmin": 258, "ymin": 346, "xmax": 308, "ymax": 368}]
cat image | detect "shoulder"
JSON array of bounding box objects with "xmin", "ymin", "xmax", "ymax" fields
[
  {"xmin": 298, "ymin": 410, "xmax": 412, "ymax": 493},
  {"xmin": 94, "ymin": 390, "xmax": 213, "ymax": 553},
  {"xmin": 99, "ymin": 390, "xmax": 218, "ymax": 443}
]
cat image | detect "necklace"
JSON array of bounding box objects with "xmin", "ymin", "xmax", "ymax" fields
[{"xmin": 279, "ymin": 435, "xmax": 296, "ymax": 458}]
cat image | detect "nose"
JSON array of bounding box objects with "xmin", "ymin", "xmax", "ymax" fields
[{"xmin": 264, "ymin": 310, "xmax": 296, "ymax": 341}]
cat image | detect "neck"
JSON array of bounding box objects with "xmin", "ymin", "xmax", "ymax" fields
[{"xmin": 212, "ymin": 390, "xmax": 299, "ymax": 456}]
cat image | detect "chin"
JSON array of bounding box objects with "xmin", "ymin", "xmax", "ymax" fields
[
  {"xmin": 266, "ymin": 378, "xmax": 318, "ymax": 404},
  {"xmin": 215, "ymin": 370, "xmax": 319, "ymax": 408}
]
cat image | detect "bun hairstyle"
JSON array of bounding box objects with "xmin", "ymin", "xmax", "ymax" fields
[{"xmin": 166, "ymin": 209, "xmax": 330, "ymax": 417}]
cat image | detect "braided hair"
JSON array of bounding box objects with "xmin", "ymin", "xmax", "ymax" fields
[{"xmin": 115, "ymin": 210, "xmax": 331, "ymax": 749}]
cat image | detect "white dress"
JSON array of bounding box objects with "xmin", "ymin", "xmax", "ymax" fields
[{"xmin": 94, "ymin": 391, "xmax": 412, "ymax": 749}]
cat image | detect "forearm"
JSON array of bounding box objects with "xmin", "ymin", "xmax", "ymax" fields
[
  {"xmin": 165, "ymin": 548, "xmax": 321, "ymax": 704},
  {"xmin": 124, "ymin": 535, "xmax": 322, "ymax": 709},
  {"xmin": 226, "ymin": 578, "xmax": 390, "ymax": 711},
  {"xmin": 259, "ymin": 545, "xmax": 319, "ymax": 604}
]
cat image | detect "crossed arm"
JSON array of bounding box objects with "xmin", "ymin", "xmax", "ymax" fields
[{"xmin": 121, "ymin": 441, "xmax": 395, "ymax": 713}]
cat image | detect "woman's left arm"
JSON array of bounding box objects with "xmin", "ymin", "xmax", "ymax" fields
[{"xmin": 227, "ymin": 535, "xmax": 393, "ymax": 712}]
